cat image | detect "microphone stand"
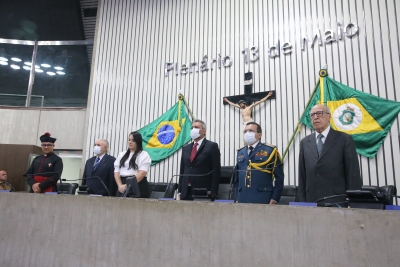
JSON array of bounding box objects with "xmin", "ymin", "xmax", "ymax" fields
[
  {"xmin": 3, "ymin": 180, "xmax": 16, "ymax": 192},
  {"xmin": 24, "ymin": 171, "xmax": 61, "ymax": 193},
  {"xmin": 63, "ymin": 177, "xmax": 111, "ymax": 196},
  {"xmin": 168, "ymin": 170, "xmax": 215, "ymax": 200}
]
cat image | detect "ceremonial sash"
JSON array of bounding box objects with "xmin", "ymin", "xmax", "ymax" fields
[{"xmin": 33, "ymin": 176, "xmax": 53, "ymax": 193}]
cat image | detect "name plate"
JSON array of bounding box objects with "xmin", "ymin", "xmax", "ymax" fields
[
  {"xmin": 89, "ymin": 194, "xmax": 102, "ymax": 197},
  {"xmin": 214, "ymin": 200, "xmax": 234, "ymax": 203},
  {"xmin": 289, "ymin": 202, "xmax": 317, "ymax": 207},
  {"xmin": 385, "ymin": 205, "xmax": 400, "ymax": 211},
  {"xmin": 158, "ymin": 198, "xmax": 175, "ymax": 201},
  {"xmin": 0, "ymin": 190, "xmax": 10, "ymax": 193},
  {"xmin": 45, "ymin": 192, "xmax": 58, "ymax": 195}
]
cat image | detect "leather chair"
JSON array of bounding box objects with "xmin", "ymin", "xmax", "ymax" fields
[
  {"xmin": 218, "ymin": 166, "xmax": 235, "ymax": 200},
  {"xmin": 278, "ymin": 185, "xmax": 298, "ymax": 205},
  {"xmin": 57, "ymin": 183, "xmax": 79, "ymax": 195},
  {"xmin": 150, "ymin": 182, "xmax": 178, "ymax": 199},
  {"xmin": 362, "ymin": 185, "xmax": 397, "ymax": 205}
]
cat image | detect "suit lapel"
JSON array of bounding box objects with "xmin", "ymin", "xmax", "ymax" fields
[
  {"xmin": 93, "ymin": 154, "xmax": 108, "ymax": 173},
  {"xmin": 319, "ymin": 129, "xmax": 338, "ymax": 159},
  {"xmin": 306, "ymin": 134, "xmax": 319, "ymax": 159},
  {"xmin": 191, "ymin": 139, "xmax": 207, "ymax": 162}
]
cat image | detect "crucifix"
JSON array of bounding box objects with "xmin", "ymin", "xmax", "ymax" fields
[{"xmin": 223, "ymin": 71, "xmax": 276, "ymax": 125}]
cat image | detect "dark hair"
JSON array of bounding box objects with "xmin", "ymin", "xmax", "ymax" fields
[
  {"xmin": 119, "ymin": 131, "xmax": 144, "ymax": 170},
  {"xmin": 246, "ymin": 122, "xmax": 262, "ymax": 133}
]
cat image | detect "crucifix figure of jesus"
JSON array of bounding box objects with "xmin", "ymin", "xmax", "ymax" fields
[{"xmin": 223, "ymin": 91, "xmax": 273, "ymax": 125}]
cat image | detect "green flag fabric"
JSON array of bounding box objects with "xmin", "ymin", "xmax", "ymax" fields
[
  {"xmin": 138, "ymin": 99, "xmax": 192, "ymax": 165},
  {"xmin": 300, "ymin": 70, "xmax": 400, "ymax": 158}
]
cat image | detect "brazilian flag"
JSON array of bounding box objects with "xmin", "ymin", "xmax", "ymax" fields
[
  {"xmin": 138, "ymin": 98, "xmax": 192, "ymax": 165},
  {"xmin": 300, "ymin": 69, "xmax": 400, "ymax": 158}
]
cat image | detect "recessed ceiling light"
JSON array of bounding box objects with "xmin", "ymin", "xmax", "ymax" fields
[
  {"xmin": 35, "ymin": 65, "xmax": 40, "ymax": 68},
  {"xmin": 46, "ymin": 71, "xmax": 56, "ymax": 76},
  {"xmin": 41, "ymin": 63, "xmax": 51, "ymax": 68},
  {"xmin": 56, "ymin": 71, "xmax": 65, "ymax": 75},
  {"xmin": 0, "ymin": 61, "xmax": 8, "ymax": 66},
  {"xmin": 0, "ymin": 57, "xmax": 8, "ymax": 61},
  {"xmin": 11, "ymin": 64, "xmax": 21, "ymax": 69},
  {"xmin": 35, "ymin": 69, "xmax": 43, "ymax": 73},
  {"xmin": 24, "ymin": 62, "xmax": 32, "ymax": 66},
  {"xmin": 54, "ymin": 66, "xmax": 64, "ymax": 70},
  {"xmin": 11, "ymin": 57, "xmax": 22, "ymax": 62},
  {"xmin": 23, "ymin": 66, "xmax": 31, "ymax": 70}
]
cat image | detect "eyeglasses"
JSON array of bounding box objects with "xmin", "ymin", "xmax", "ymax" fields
[
  {"xmin": 309, "ymin": 111, "xmax": 329, "ymax": 118},
  {"xmin": 41, "ymin": 144, "xmax": 54, "ymax": 147}
]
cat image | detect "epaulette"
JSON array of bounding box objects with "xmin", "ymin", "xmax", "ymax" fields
[
  {"xmin": 236, "ymin": 146, "xmax": 246, "ymax": 151},
  {"xmin": 264, "ymin": 143, "xmax": 276, "ymax": 148}
]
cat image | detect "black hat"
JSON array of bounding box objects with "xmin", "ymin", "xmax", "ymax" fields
[
  {"xmin": 238, "ymin": 100, "xmax": 247, "ymax": 105},
  {"xmin": 40, "ymin": 132, "xmax": 57, "ymax": 143}
]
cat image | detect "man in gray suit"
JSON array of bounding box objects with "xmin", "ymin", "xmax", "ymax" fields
[{"xmin": 298, "ymin": 104, "xmax": 362, "ymax": 205}]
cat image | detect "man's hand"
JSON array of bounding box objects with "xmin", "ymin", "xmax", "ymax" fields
[
  {"xmin": 223, "ymin": 97, "xmax": 228, "ymax": 102},
  {"xmin": 269, "ymin": 199, "xmax": 277, "ymax": 204},
  {"xmin": 32, "ymin": 183, "xmax": 41, "ymax": 193},
  {"xmin": 267, "ymin": 91, "xmax": 273, "ymax": 97},
  {"xmin": 118, "ymin": 184, "xmax": 127, "ymax": 193}
]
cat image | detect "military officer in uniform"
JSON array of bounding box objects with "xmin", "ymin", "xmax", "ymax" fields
[
  {"xmin": 26, "ymin": 132, "xmax": 63, "ymax": 193},
  {"xmin": 233, "ymin": 122, "xmax": 284, "ymax": 204}
]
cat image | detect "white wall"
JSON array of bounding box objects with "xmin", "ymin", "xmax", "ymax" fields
[
  {"xmin": 0, "ymin": 108, "xmax": 86, "ymax": 150},
  {"xmin": 87, "ymin": 0, "xmax": 400, "ymax": 189}
]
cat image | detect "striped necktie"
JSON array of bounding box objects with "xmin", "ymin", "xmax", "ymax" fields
[
  {"xmin": 317, "ymin": 134, "xmax": 324, "ymax": 157},
  {"xmin": 93, "ymin": 157, "xmax": 101, "ymax": 170},
  {"xmin": 190, "ymin": 142, "xmax": 198, "ymax": 162}
]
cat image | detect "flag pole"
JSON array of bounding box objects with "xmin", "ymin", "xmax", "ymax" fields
[
  {"xmin": 179, "ymin": 94, "xmax": 195, "ymax": 121},
  {"xmin": 281, "ymin": 78, "xmax": 321, "ymax": 161}
]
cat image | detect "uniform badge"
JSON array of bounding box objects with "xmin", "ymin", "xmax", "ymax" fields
[
  {"xmin": 238, "ymin": 155, "xmax": 244, "ymax": 159},
  {"xmin": 255, "ymin": 150, "xmax": 269, "ymax": 156},
  {"xmin": 48, "ymin": 163, "xmax": 52, "ymax": 167}
]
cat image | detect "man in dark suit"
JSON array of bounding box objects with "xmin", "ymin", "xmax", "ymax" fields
[
  {"xmin": 234, "ymin": 122, "xmax": 284, "ymax": 204},
  {"xmin": 82, "ymin": 139, "xmax": 117, "ymax": 196},
  {"xmin": 178, "ymin": 119, "xmax": 221, "ymax": 200},
  {"xmin": 298, "ymin": 104, "xmax": 362, "ymax": 205}
]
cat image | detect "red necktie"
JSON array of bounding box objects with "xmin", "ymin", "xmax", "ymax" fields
[{"xmin": 190, "ymin": 142, "xmax": 198, "ymax": 162}]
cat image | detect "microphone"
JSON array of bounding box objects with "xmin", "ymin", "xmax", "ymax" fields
[
  {"xmin": 314, "ymin": 194, "xmax": 348, "ymax": 207},
  {"xmin": 62, "ymin": 177, "xmax": 111, "ymax": 196},
  {"xmin": 168, "ymin": 170, "xmax": 216, "ymax": 200},
  {"xmin": 24, "ymin": 171, "xmax": 62, "ymax": 193},
  {"xmin": 228, "ymin": 163, "xmax": 285, "ymax": 200},
  {"xmin": 3, "ymin": 180, "xmax": 16, "ymax": 192}
]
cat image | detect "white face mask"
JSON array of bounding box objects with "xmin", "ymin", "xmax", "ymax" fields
[
  {"xmin": 244, "ymin": 132, "xmax": 258, "ymax": 146},
  {"xmin": 93, "ymin": 145, "xmax": 102, "ymax": 155},
  {"xmin": 190, "ymin": 128, "xmax": 201, "ymax": 140}
]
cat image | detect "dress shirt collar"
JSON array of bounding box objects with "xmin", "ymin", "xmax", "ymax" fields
[
  {"xmin": 194, "ymin": 137, "xmax": 205, "ymax": 150},
  {"xmin": 315, "ymin": 126, "xmax": 330, "ymax": 143}
]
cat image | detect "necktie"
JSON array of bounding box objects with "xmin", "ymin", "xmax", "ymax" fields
[
  {"xmin": 248, "ymin": 146, "xmax": 254, "ymax": 155},
  {"xmin": 317, "ymin": 134, "xmax": 324, "ymax": 157},
  {"xmin": 190, "ymin": 142, "xmax": 198, "ymax": 162},
  {"xmin": 93, "ymin": 157, "xmax": 100, "ymax": 170}
]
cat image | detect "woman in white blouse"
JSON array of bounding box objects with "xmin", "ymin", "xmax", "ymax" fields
[{"xmin": 114, "ymin": 131, "xmax": 152, "ymax": 197}]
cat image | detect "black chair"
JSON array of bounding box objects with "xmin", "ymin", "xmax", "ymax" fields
[
  {"xmin": 217, "ymin": 166, "xmax": 235, "ymax": 200},
  {"xmin": 150, "ymin": 182, "xmax": 178, "ymax": 199},
  {"xmin": 57, "ymin": 183, "xmax": 79, "ymax": 195},
  {"xmin": 362, "ymin": 185, "xmax": 397, "ymax": 205},
  {"xmin": 278, "ymin": 185, "xmax": 298, "ymax": 205}
]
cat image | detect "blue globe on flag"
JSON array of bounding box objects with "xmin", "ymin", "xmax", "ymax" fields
[{"xmin": 157, "ymin": 125, "xmax": 175, "ymax": 145}]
